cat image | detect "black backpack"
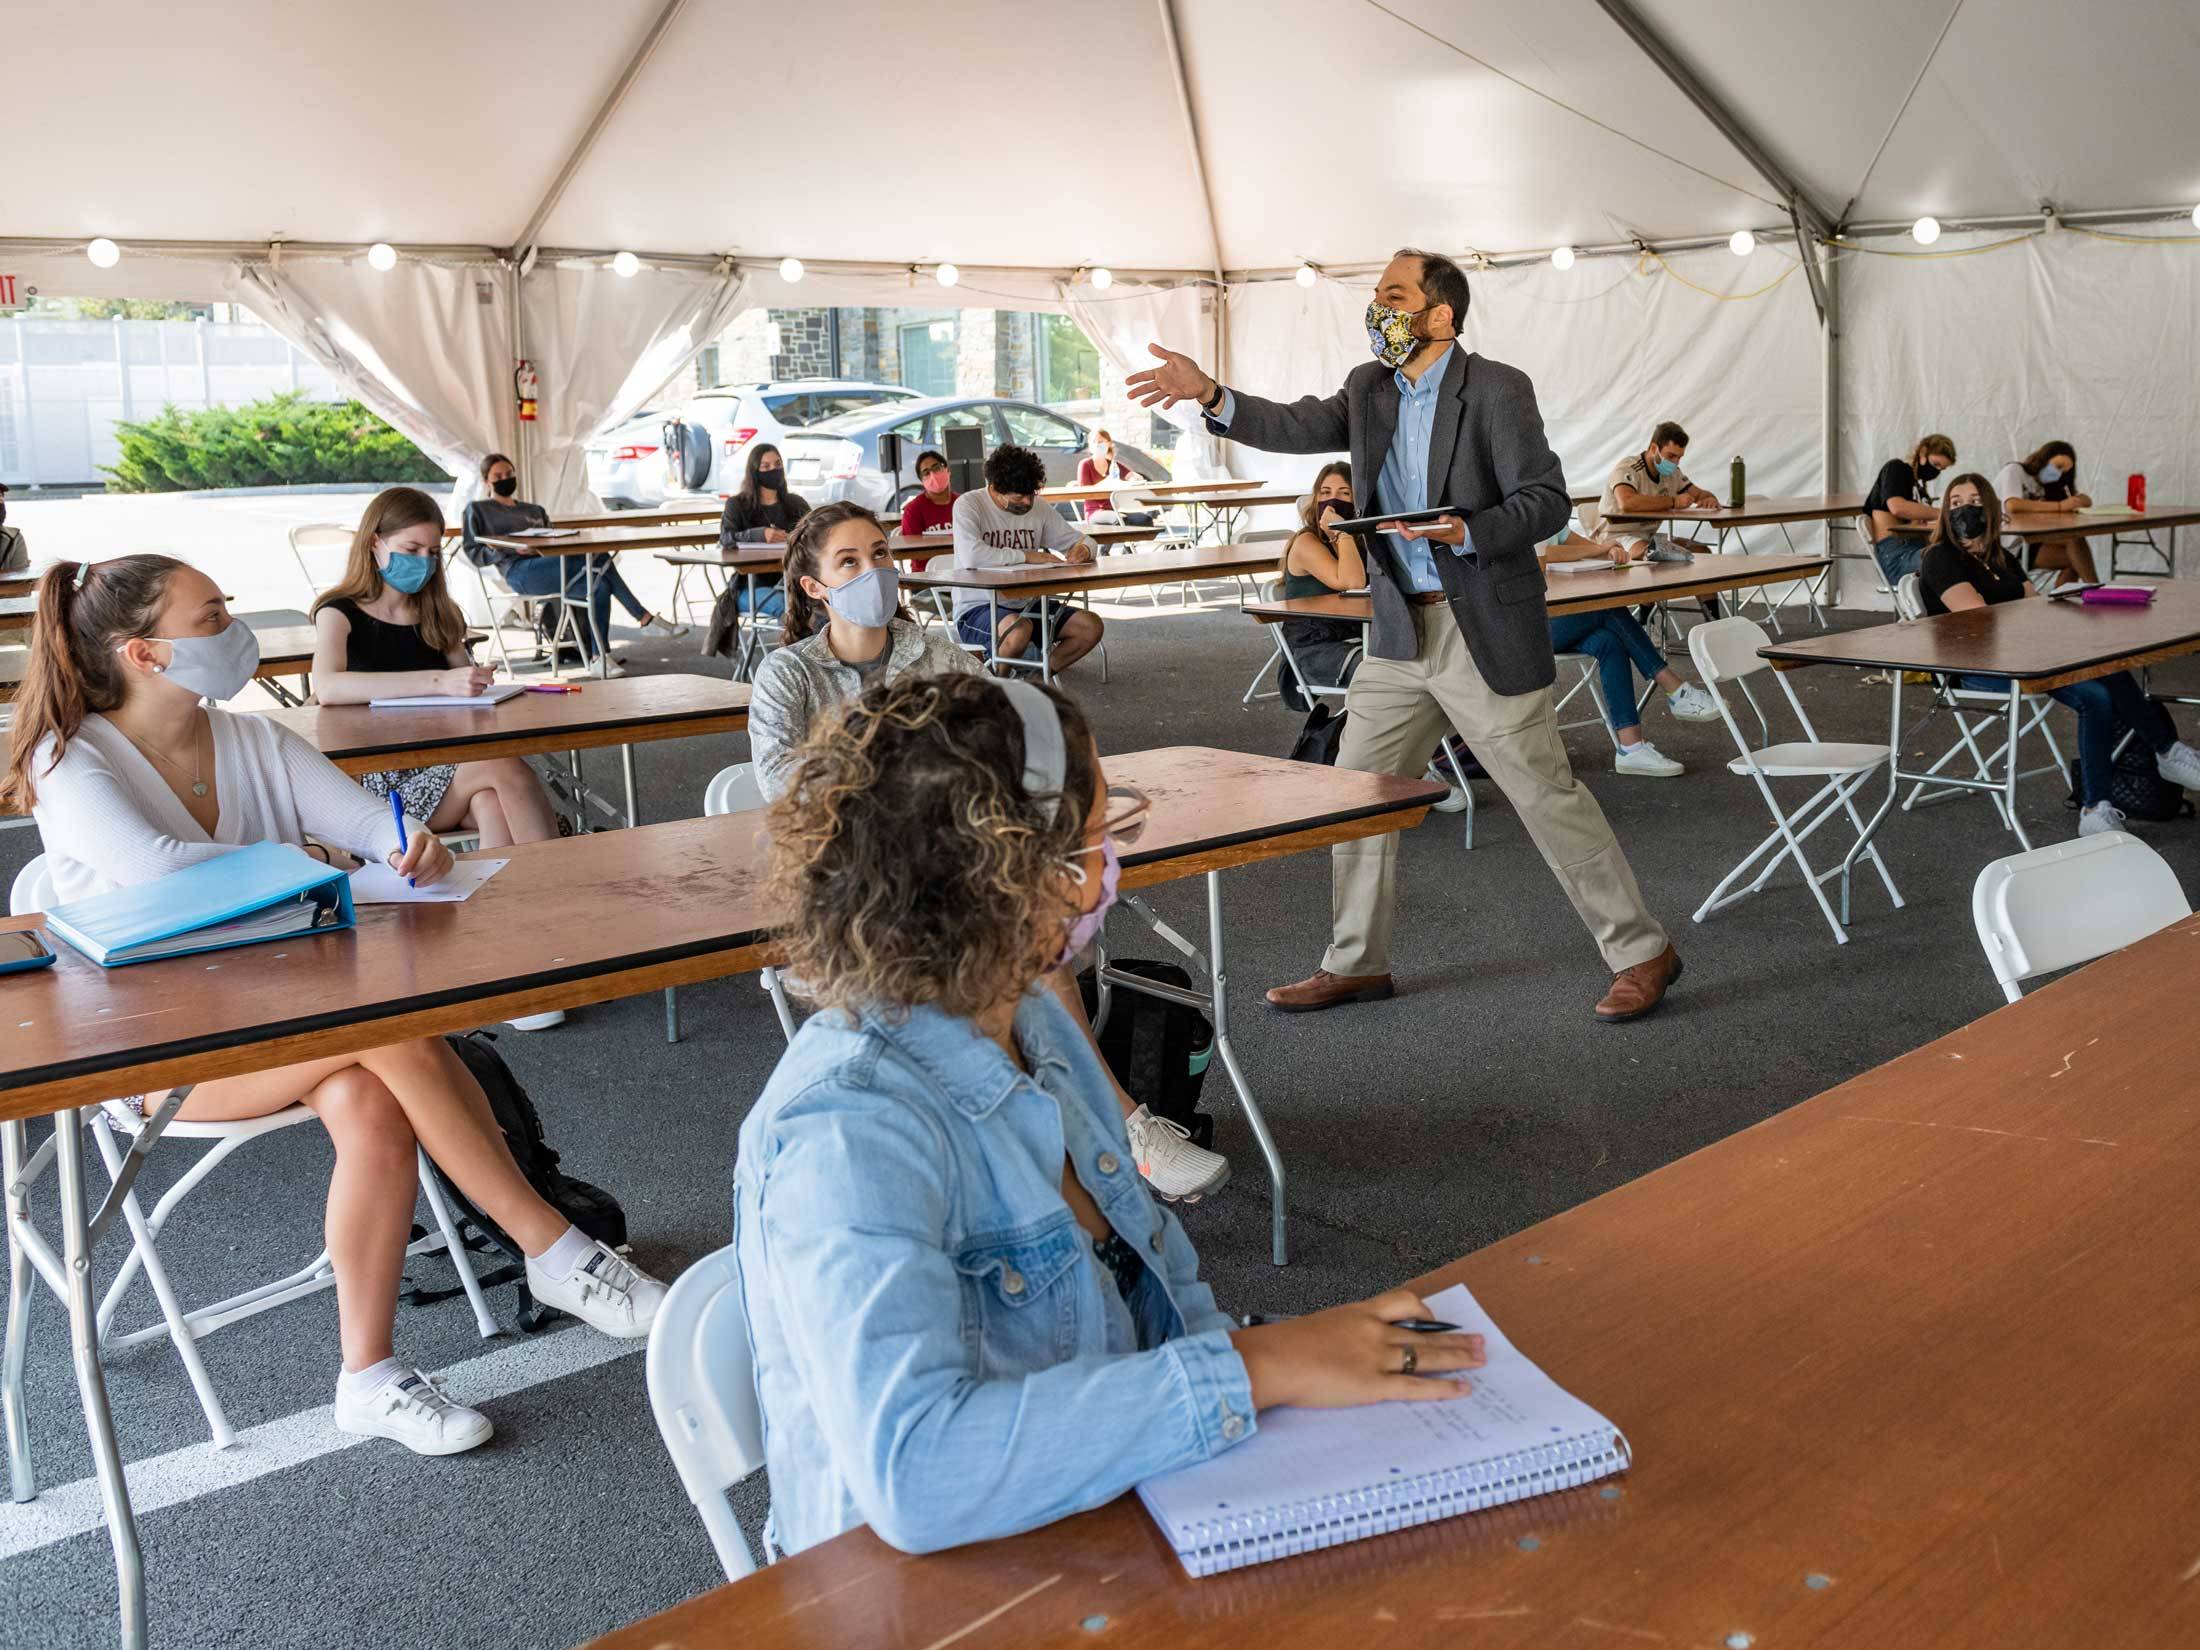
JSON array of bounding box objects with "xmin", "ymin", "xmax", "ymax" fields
[
  {"xmin": 1077, "ymin": 961, "xmax": 1216, "ymax": 1148},
  {"xmin": 406, "ymin": 1031, "xmax": 628, "ymax": 1332},
  {"xmin": 2067, "ymin": 726, "xmax": 2197, "ymax": 824},
  {"xmin": 1289, "ymin": 702, "xmax": 1348, "ymax": 767}
]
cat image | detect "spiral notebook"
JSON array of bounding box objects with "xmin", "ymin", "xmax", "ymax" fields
[{"xmin": 1137, "ymin": 1283, "xmax": 1628, "ymax": 1577}]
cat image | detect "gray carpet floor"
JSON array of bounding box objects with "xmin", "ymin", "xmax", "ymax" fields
[{"xmin": 3, "ymin": 598, "xmax": 2196, "ymax": 1650}]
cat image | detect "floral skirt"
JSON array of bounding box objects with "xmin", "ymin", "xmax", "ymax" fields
[{"xmin": 357, "ymin": 764, "xmax": 457, "ymax": 824}]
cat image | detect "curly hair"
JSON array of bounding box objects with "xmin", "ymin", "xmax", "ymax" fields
[
  {"xmin": 765, "ymin": 673, "xmax": 1098, "ymax": 1020},
  {"xmin": 983, "ymin": 443, "xmax": 1047, "ymax": 497}
]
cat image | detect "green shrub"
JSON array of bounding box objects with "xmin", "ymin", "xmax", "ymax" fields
[{"xmin": 103, "ymin": 394, "xmax": 451, "ymax": 492}]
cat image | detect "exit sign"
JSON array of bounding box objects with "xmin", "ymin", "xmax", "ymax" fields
[{"xmin": 0, "ymin": 275, "xmax": 25, "ymax": 313}]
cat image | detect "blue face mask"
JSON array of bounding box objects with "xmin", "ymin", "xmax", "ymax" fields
[
  {"xmin": 380, "ymin": 550, "xmax": 436, "ymax": 594},
  {"xmin": 1653, "ymin": 458, "xmax": 1678, "ymax": 480},
  {"xmin": 2038, "ymin": 461, "xmax": 2065, "ymax": 485}
]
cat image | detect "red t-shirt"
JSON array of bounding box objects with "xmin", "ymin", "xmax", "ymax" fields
[
  {"xmin": 900, "ymin": 492, "xmax": 957, "ymax": 536},
  {"xmin": 1076, "ymin": 457, "xmax": 1132, "ymax": 517}
]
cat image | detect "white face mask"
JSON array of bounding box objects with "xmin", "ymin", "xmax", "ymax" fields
[
  {"xmin": 820, "ymin": 564, "xmax": 900, "ymax": 629},
  {"xmin": 121, "ymin": 622, "xmax": 261, "ymax": 702}
]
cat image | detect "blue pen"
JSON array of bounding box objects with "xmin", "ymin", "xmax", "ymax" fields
[{"xmin": 389, "ymin": 791, "xmax": 413, "ymax": 887}]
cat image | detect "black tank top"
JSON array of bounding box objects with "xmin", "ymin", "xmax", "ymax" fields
[{"xmin": 327, "ymin": 598, "xmax": 448, "ymax": 674}]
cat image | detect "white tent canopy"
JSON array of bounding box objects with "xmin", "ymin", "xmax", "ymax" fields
[{"xmin": 7, "ymin": 0, "xmax": 2199, "ymax": 537}]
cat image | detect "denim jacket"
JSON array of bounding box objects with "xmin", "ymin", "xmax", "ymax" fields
[{"xmin": 732, "ymin": 987, "xmax": 1256, "ymax": 1556}]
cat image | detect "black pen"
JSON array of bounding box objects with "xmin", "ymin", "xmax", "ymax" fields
[{"xmin": 1240, "ymin": 1314, "xmax": 1462, "ymax": 1333}]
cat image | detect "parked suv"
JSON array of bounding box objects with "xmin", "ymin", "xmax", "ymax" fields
[
  {"xmin": 775, "ymin": 396, "xmax": 1167, "ymax": 515},
  {"xmin": 660, "ymin": 380, "xmax": 922, "ymax": 497}
]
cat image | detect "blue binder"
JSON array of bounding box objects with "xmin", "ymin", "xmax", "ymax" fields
[{"xmin": 42, "ymin": 842, "xmax": 356, "ymax": 967}]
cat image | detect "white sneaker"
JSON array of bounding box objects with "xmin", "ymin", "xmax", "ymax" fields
[
  {"xmin": 2078, "ymin": 801, "xmax": 2129, "ymax": 838},
  {"xmin": 1124, "ymin": 1105, "xmax": 1230, "ymax": 1202},
  {"xmin": 1665, "ymin": 682, "xmax": 1721, "ymax": 722},
  {"xmin": 636, "ymin": 616, "xmax": 690, "ymax": 639},
  {"xmin": 525, "ymin": 1241, "xmax": 666, "ymax": 1339},
  {"xmin": 2156, "ymin": 741, "xmax": 2200, "ymax": 792},
  {"xmin": 334, "ymin": 1367, "xmax": 492, "ymax": 1456},
  {"xmin": 506, "ymin": 1009, "xmax": 565, "ymax": 1031},
  {"xmin": 1615, "ymin": 741, "xmax": 1684, "ymax": 778},
  {"xmin": 1422, "ymin": 764, "xmax": 1470, "ymax": 814},
  {"xmin": 595, "ymin": 657, "xmax": 629, "ymax": 679}
]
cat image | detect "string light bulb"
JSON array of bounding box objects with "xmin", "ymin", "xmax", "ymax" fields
[
  {"xmin": 935, "ymin": 262, "xmax": 960, "ymax": 288},
  {"xmin": 1294, "ymin": 264, "xmax": 1318, "ymax": 287},
  {"xmin": 1088, "ymin": 266, "xmax": 1112, "ymax": 290},
  {"xmin": 778, "ymin": 257, "xmax": 804, "ymax": 283},
  {"xmin": 1911, "ymin": 216, "xmax": 1942, "ymax": 246},
  {"xmin": 611, "ymin": 251, "xmax": 640, "ymax": 278},
  {"xmin": 1729, "ymin": 230, "xmax": 1755, "ymax": 257},
  {"xmin": 87, "ymin": 237, "xmax": 121, "ymax": 269},
  {"xmin": 366, "ymin": 242, "xmax": 398, "ymax": 272},
  {"xmin": 2191, "ymin": 204, "xmax": 2200, "ymax": 230},
  {"xmin": 1550, "ymin": 245, "xmax": 1576, "ymax": 271}
]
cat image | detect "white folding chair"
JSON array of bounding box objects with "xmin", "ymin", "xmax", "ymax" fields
[
  {"xmin": 704, "ymin": 764, "xmax": 798, "ymax": 1040},
  {"xmin": 645, "ymin": 1246, "xmax": 766, "ymax": 1581},
  {"xmin": 1971, "ymin": 833, "xmax": 2191, "ymax": 1002},
  {"xmin": 286, "ymin": 523, "xmax": 354, "ymax": 604},
  {"xmin": 1550, "ymin": 651, "xmax": 1625, "ymax": 753},
  {"xmin": 1687, "ymin": 617, "xmax": 1904, "ymax": 944},
  {"xmin": 450, "ymin": 547, "xmax": 571, "ymax": 679},
  {"xmin": 1891, "ymin": 572, "xmax": 2067, "ymax": 835},
  {"xmin": 4, "ymin": 856, "xmax": 495, "ymax": 1454}
]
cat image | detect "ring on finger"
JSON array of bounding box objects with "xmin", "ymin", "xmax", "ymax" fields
[{"xmin": 1398, "ymin": 1345, "xmax": 1418, "ymax": 1377}]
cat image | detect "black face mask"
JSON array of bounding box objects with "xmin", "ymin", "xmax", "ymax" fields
[
  {"xmin": 1317, "ymin": 497, "xmax": 1348, "ymax": 520},
  {"xmin": 1949, "ymin": 504, "xmax": 1988, "ymax": 543},
  {"xmin": 1916, "ymin": 460, "xmax": 1941, "ymax": 482},
  {"xmin": 757, "ymin": 467, "xmax": 783, "ymax": 491},
  {"xmin": 491, "ymin": 476, "xmax": 517, "ymax": 497},
  {"xmin": 1001, "ymin": 500, "xmax": 1034, "ymax": 517}
]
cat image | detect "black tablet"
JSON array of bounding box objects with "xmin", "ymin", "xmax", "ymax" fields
[{"xmin": 1324, "ymin": 505, "xmax": 1465, "ymax": 536}]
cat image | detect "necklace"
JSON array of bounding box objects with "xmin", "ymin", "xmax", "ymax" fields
[{"xmin": 123, "ymin": 711, "xmax": 208, "ymax": 798}]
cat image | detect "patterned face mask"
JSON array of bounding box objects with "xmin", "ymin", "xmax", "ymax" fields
[{"xmin": 1364, "ymin": 301, "xmax": 1424, "ymax": 370}]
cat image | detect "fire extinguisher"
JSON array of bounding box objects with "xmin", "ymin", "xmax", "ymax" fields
[{"xmin": 514, "ymin": 359, "xmax": 539, "ymax": 423}]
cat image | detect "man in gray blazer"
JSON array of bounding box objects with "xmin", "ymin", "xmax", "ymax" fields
[{"xmin": 1129, "ymin": 249, "xmax": 1681, "ymax": 1022}]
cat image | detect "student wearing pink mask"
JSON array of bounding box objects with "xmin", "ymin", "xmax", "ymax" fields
[{"xmin": 899, "ymin": 449, "xmax": 958, "ymax": 537}]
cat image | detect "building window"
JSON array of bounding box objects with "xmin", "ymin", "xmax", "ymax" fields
[
  {"xmin": 898, "ymin": 315, "xmax": 958, "ymax": 397},
  {"xmin": 695, "ymin": 345, "xmax": 721, "ymax": 390},
  {"xmin": 1034, "ymin": 314, "xmax": 1100, "ymax": 406}
]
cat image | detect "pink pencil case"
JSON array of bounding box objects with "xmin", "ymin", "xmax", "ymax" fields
[{"xmin": 2082, "ymin": 584, "xmax": 2155, "ymax": 605}]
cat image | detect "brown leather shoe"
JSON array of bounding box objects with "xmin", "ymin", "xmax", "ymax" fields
[
  {"xmin": 1265, "ymin": 970, "xmax": 1396, "ymax": 1014},
  {"xmin": 1594, "ymin": 945, "xmax": 1682, "ymax": 1023}
]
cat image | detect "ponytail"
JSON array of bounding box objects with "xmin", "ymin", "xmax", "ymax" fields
[
  {"xmin": 1, "ymin": 554, "xmax": 187, "ymax": 813},
  {"xmin": 779, "ymin": 501, "xmax": 891, "ymax": 647}
]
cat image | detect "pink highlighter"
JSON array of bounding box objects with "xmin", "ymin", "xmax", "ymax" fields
[{"xmin": 2082, "ymin": 584, "xmax": 2155, "ymax": 605}]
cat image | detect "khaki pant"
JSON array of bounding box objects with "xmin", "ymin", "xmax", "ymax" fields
[{"xmin": 1322, "ymin": 613, "xmax": 1668, "ymax": 978}]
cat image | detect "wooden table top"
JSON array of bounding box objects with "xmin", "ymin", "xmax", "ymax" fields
[
  {"xmin": 249, "ymin": 675, "xmax": 750, "ymax": 774},
  {"xmin": 1997, "ymin": 505, "xmax": 2200, "ymax": 541},
  {"xmin": 1041, "ymin": 477, "xmax": 1262, "ymax": 502},
  {"xmin": 1601, "ymin": 492, "xmax": 1866, "ymax": 527},
  {"xmin": 588, "ymin": 910, "xmax": 2200, "ymax": 1650},
  {"xmin": 1761, "ymin": 580, "xmax": 2200, "ymax": 690},
  {"xmin": 0, "ymin": 748, "xmax": 1438, "ymax": 1119},
  {"xmin": 442, "ymin": 505, "xmax": 724, "ymax": 540},
  {"xmin": 1244, "ymin": 553, "xmax": 1829, "ymax": 625},
  {"xmin": 1143, "ymin": 490, "xmax": 1305, "ymax": 511},
  {"xmin": 901, "ymin": 544, "xmax": 1285, "ymax": 599},
  {"xmin": 657, "ymin": 547, "xmax": 785, "ymax": 573},
  {"xmin": 476, "ymin": 523, "xmax": 721, "ymax": 555},
  {"xmin": 891, "ymin": 524, "xmax": 1164, "ymax": 552}
]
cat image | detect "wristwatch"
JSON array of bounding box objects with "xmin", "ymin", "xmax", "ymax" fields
[{"xmin": 1198, "ymin": 378, "xmax": 1225, "ymax": 413}]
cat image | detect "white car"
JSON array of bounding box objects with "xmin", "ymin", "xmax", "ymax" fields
[
  {"xmin": 582, "ymin": 408, "xmax": 669, "ymax": 510},
  {"xmin": 660, "ymin": 380, "xmax": 922, "ymax": 498}
]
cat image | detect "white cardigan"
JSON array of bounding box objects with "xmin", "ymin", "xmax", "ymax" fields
[{"xmin": 29, "ymin": 711, "xmax": 409, "ymax": 905}]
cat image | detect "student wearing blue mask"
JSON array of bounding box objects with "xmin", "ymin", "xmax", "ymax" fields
[
  {"xmin": 1996, "ymin": 440, "xmax": 2098, "ymax": 585},
  {"xmin": 736, "ymin": 671, "xmax": 1483, "ymax": 1557},
  {"xmin": 311, "ymin": 488, "xmax": 564, "ymax": 908},
  {"xmin": 748, "ymin": 502, "xmax": 1230, "ymax": 1203},
  {"xmin": 1593, "ymin": 422, "xmax": 1721, "ymax": 558}
]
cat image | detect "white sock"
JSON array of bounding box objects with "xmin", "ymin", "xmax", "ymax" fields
[
  {"xmin": 531, "ymin": 1223, "xmax": 595, "ymax": 1282},
  {"xmin": 338, "ymin": 1357, "xmax": 402, "ymax": 1399}
]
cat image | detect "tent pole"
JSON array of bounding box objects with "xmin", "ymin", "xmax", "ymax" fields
[
  {"xmin": 511, "ymin": 260, "xmax": 531, "ymax": 499},
  {"xmin": 1820, "ymin": 246, "xmax": 1842, "ymax": 603},
  {"xmin": 1588, "ymin": 0, "xmax": 1834, "ymax": 244},
  {"xmin": 508, "ymin": 0, "xmax": 691, "ymax": 266}
]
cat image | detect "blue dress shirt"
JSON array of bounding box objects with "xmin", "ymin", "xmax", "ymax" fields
[{"xmin": 1209, "ymin": 349, "xmax": 1474, "ymax": 594}]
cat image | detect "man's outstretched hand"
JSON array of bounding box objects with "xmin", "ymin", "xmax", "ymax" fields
[{"xmin": 1126, "ymin": 343, "xmax": 1216, "ymax": 410}]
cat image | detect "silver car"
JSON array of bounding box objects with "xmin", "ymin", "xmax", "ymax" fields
[
  {"xmin": 776, "ymin": 396, "xmax": 1167, "ymax": 515},
  {"xmin": 582, "ymin": 408, "xmax": 670, "ymax": 509},
  {"xmin": 659, "ymin": 380, "xmax": 922, "ymax": 497}
]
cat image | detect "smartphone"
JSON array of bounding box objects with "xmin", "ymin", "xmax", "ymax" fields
[{"xmin": 0, "ymin": 930, "xmax": 56, "ymax": 974}]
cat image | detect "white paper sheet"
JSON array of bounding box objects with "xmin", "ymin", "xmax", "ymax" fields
[{"xmin": 349, "ymin": 857, "xmax": 508, "ymax": 905}]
